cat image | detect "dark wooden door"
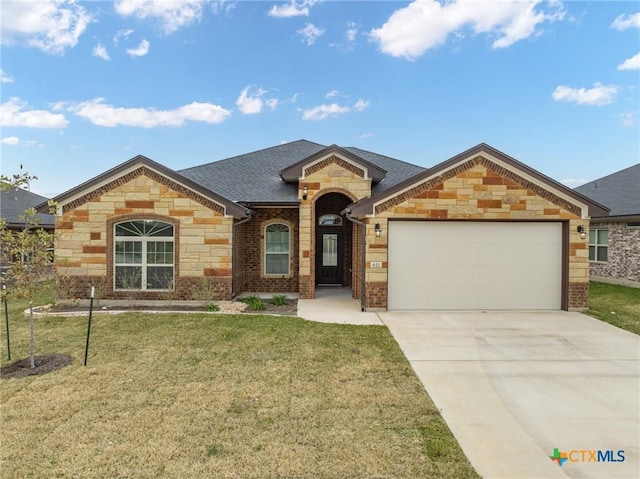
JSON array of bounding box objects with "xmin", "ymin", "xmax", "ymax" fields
[{"xmin": 316, "ymin": 228, "xmax": 343, "ymax": 285}]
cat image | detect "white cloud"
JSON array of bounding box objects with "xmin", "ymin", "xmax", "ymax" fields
[
  {"xmin": 0, "ymin": 98, "xmax": 68, "ymax": 128},
  {"xmin": 354, "ymin": 99, "xmax": 370, "ymax": 111},
  {"xmin": 236, "ymin": 86, "xmax": 267, "ymax": 115},
  {"xmin": 0, "ymin": 69, "xmax": 14, "ymax": 83},
  {"xmin": 346, "ymin": 21, "xmax": 358, "ymax": 42},
  {"xmin": 93, "ymin": 43, "xmax": 110, "ymax": 61},
  {"xmin": 611, "ymin": 12, "xmax": 640, "ymax": 31},
  {"xmin": 266, "ymin": 98, "xmax": 279, "ymax": 110},
  {"xmin": 298, "ymin": 23, "xmax": 324, "ymax": 45},
  {"xmin": 211, "ymin": 1, "xmax": 236, "ymax": 15},
  {"xmin": 113, "ymin": 28, "xmax": 134, "ymax": 44},
  {"xmin": 617, "ymin": 52, "xmax": 640, "ymax": 71},
  {"xmin": 619, "ymin": 111, "xmax": 638, "ymax": 127},
  {"xmin": 370, "ymin": 0, "xmax": 565, "ymax": 60},
  {"xmin": 127, "ymin": 39, "xmax": 150, "ymax": 57},
  {"xmin": 1, "ymin": 136, "xmax": 20, "ymax": 145},
  {"xmin": 0, "ymin": 0, "xmax": 93, "ymax": 54},
  {"xmin": 268, "ymin": 0, "xmax": 318, "ymax": 18},
  {"xmin": 115, "ymin": 0, "xmax": 205, "ymax": 33},
  {"xmin": 551, "ymin": 83, "xmax": 619, "ymax": 106},
  {"xmin": 68, "ymin": 98, "xmax": 231, "ymax": 127},
  {"xmin": 302, "ymin": 98, "xmax": 370, "ymax": 120},
  {"xmin": 359, "ymin": 133, "xmax": 373, "ymax": 139},
  {"xmin": 302, "ymin": 103, "xmax": 350, "ymax": 120}
]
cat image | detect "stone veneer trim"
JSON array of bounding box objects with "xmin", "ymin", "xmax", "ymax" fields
[
  {"xmin": 375, "ymin": 156, "xmax": 582, "ymax": 216},
  {"xmin": 63, "ymin": 166, "xmax": 226, "ymax": 216},
  {"xmin": 304, "ymin": 155, "xmax": 366, "ymax": 179}
]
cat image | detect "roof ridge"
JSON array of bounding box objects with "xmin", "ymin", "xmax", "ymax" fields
[
  {"xmin": 344, "ymin": 145, "xmax": 428, "ymax": 170},
  {"xmin": 576, "ymin": 163, "xmax": 640, "ymax": 188},
  {"xmin": 179, "ymin": 139, "xmax": 326, "ymax": 172}
]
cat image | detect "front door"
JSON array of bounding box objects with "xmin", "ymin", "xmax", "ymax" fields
[{"xmin": 316, "ymin": 228, "xmax": 343, "ymax": 285}]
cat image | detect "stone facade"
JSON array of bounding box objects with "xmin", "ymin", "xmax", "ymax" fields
[
  {"xmin": 55, "ymin": 170, "xmax": 234, "ymax": 301},
  {"xmin": 589, "ymin": 220, "xmax": 640, "ymax": 283},
  {"xmin": 51, "ymin": 149, "xmax": 597, "ymax": 311},
  {"xmin": 360, "ymin": 156, "xmax": 590, "ymax": 310}
]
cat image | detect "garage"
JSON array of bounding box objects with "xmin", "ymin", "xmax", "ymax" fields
[{"xmin": 387, "ymin": 221, "xmax": 564, "ymax": 310}]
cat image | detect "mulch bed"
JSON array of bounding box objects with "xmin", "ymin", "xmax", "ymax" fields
[
  {"xmin": 1, "ymin": 354, "xmax": 73, "ymax": 379},
  {"xmin": 48, "ymin": 300, "xmax": 298, "ymax": 316}
]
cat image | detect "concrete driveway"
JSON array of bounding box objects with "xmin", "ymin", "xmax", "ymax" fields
[{"xmin": 379, "ymin": 311, "xmax": 640, "ymax": 479}]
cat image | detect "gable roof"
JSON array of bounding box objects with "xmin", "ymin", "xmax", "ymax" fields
[
  {"xmin": 574, "ymin": 163, "xmax": 640, "ymax": 217},
  {"xmin": 1, "ymin": 185, "xmax": 55, "ymax": 229},
  {"xmin": 39, "ymin": 155, "xmax": 249, "ymax": 218},
  {"xmin": 280, "ymin": 144, "xmax": 387, "ymax": 182},
  {"xmin": 178, "ymin": 140, "xmax": 425, "ymax": 204},
  {"xmin": 348, "ymin": 143, "xmax": 609, "ymax": 218}
]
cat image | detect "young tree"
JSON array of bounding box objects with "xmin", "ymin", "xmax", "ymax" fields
[{"xmin": 1, "ymin": 168, "xmax": 56, "ymax": 368}]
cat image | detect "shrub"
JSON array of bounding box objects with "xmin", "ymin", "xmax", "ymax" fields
[
  {"xmin": 206, "ymin": 303, "xmax": 220, "ymax": 312},
  {"xmin": 242, "ymin": 295, "xmax": 266, "ymax": 311},
  {"xmin": 270, "ymin": 294, "xmax": 288, "ymax": 306}
]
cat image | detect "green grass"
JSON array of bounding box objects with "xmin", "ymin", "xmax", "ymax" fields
[
  {"xmin": 0, "ymin": 284, "xmax": 478, "ymax": 479},
  {"xmin": 586, "ymin": 281, "xmax": 640, "ymax": 335}
]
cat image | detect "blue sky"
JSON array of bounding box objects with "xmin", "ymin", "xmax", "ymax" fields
[{"xmin": 1, "ymin": 0, "xmax": 638, "ymax": 198}]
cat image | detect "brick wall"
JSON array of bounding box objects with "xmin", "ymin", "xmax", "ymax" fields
[
  {"xmin": 241, "ymin": 208, "xmax": 299, "ymax": 293},
  {"xmin": 365, "ymin": 282, "xmax": 387, "ymax": 310},
  {"xmin": 568, "ymin": 282, "xmax": 589, "ymax": 310},
  {"xmin": 589, "ymin": 221, "xmax": 640, "ymax": 282},
  {"xmin": 352, "ymin": 222, "xmax": 363, "ymax": 300}
]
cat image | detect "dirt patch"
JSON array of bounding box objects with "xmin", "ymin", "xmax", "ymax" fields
[{"xmin": 1, "ymin": 354, "xmax": 73, "ymax": 379}]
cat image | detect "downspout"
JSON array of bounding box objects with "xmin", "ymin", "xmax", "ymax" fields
[
  {"xmin": 345, "ymin": 209, "xmax": 366, "ymax": 312},
  {"xmin": 231, "ymin": 211, "xmax": 252, "ymax": 299}
]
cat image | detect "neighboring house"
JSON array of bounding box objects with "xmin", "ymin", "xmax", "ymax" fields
[
  {"xmin": 575, "ymin": 164, "xmax": 640, "ymax": 285},
  {"xmin": 1, "ymin": 186, "xmax": 55, "ymax": 275},
  {"xmin": 38, "ymin": 140, "xmax": 607, "ymax": 311},
  {"xmin": 1, "ymin": 185, "xmax": 55, "ymax": 231}
]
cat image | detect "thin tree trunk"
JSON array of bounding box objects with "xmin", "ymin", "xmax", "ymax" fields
[{"xmin": 29, "ymin": 300, "xmax": 35, "ymax": 369}]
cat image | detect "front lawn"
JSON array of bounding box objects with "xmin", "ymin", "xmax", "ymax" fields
[
  {"xmin": 586, "ymin": 281, "xmax": 640, "ymax": 335},
  {"xmin": 0, "ymin": 288, "xmax": 478, "ymax": 479}
]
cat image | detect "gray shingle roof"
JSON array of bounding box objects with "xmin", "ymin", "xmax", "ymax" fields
[
  {"xmin": 178, "ymin": 140, "xmax": 426, "ymax": 203},
  {"xmin": 575, "ymin": 164, "xmax": 640, "ymax": 217},
  {"xmin": 1, "ymin": 186, "xmax": 54, "ymax": 228}
]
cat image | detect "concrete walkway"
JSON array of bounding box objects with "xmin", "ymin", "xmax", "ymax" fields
[{"xmin": 296, "ymin": 287, "xmax": 383, "ymax": 325}]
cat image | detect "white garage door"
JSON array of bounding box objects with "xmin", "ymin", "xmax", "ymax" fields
[{"xmin": 388, "ymin": 221, "xmax": 563, "ymax": 310}]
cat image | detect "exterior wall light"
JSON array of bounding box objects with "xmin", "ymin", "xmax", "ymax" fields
[
  {"xmin": 302, "ymin": 185, "xmax": 308, "ymax": 200},
  {"xmin": 577, "ymin": 225, "xmax": 586, "ymax": 240},
  {"xmin": 375, "ymin": 223, "xmax": 382, "ymax": 237}
]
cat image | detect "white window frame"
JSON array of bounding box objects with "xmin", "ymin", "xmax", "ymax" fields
[
  {"xmin": 114, "ymin": 220, "xmax": 175, "ymax": 291},
  {"xmin": 264, "ymin": 222, "xmax": 291, "ymax": 276},
  {"xmin": 589, "ymin": 228, "xmax": 608, "ymax": 263}
]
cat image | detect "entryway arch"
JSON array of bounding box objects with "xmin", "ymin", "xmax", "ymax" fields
[{"xmin": 313, "ymin": 191, "xmax": 354, "ymax": 287}]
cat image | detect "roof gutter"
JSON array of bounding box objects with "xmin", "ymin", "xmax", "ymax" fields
[
  {"xmin": 231, "ymin": 211, "xmax": 252, "ymax": 299},
  {"xmin": 344, "ymin": 209, "xmax": 366, "ymax": 312}
]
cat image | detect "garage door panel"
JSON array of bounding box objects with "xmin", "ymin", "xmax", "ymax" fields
[{"xmin": 388, "ymin": 222, "xmax": 563, "ymax": 310}]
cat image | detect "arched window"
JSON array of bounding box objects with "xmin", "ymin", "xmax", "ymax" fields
[
  {"xmin": 264, "ymin": 223, "xmax": 290, "ymax": 275},
  {"xmin": 114, "ymin": 220, "xmax": 174, "ymax": 290},
  {"xmin": 318, "ymin": 214, "xmax": 343, "ymax": 226}
]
